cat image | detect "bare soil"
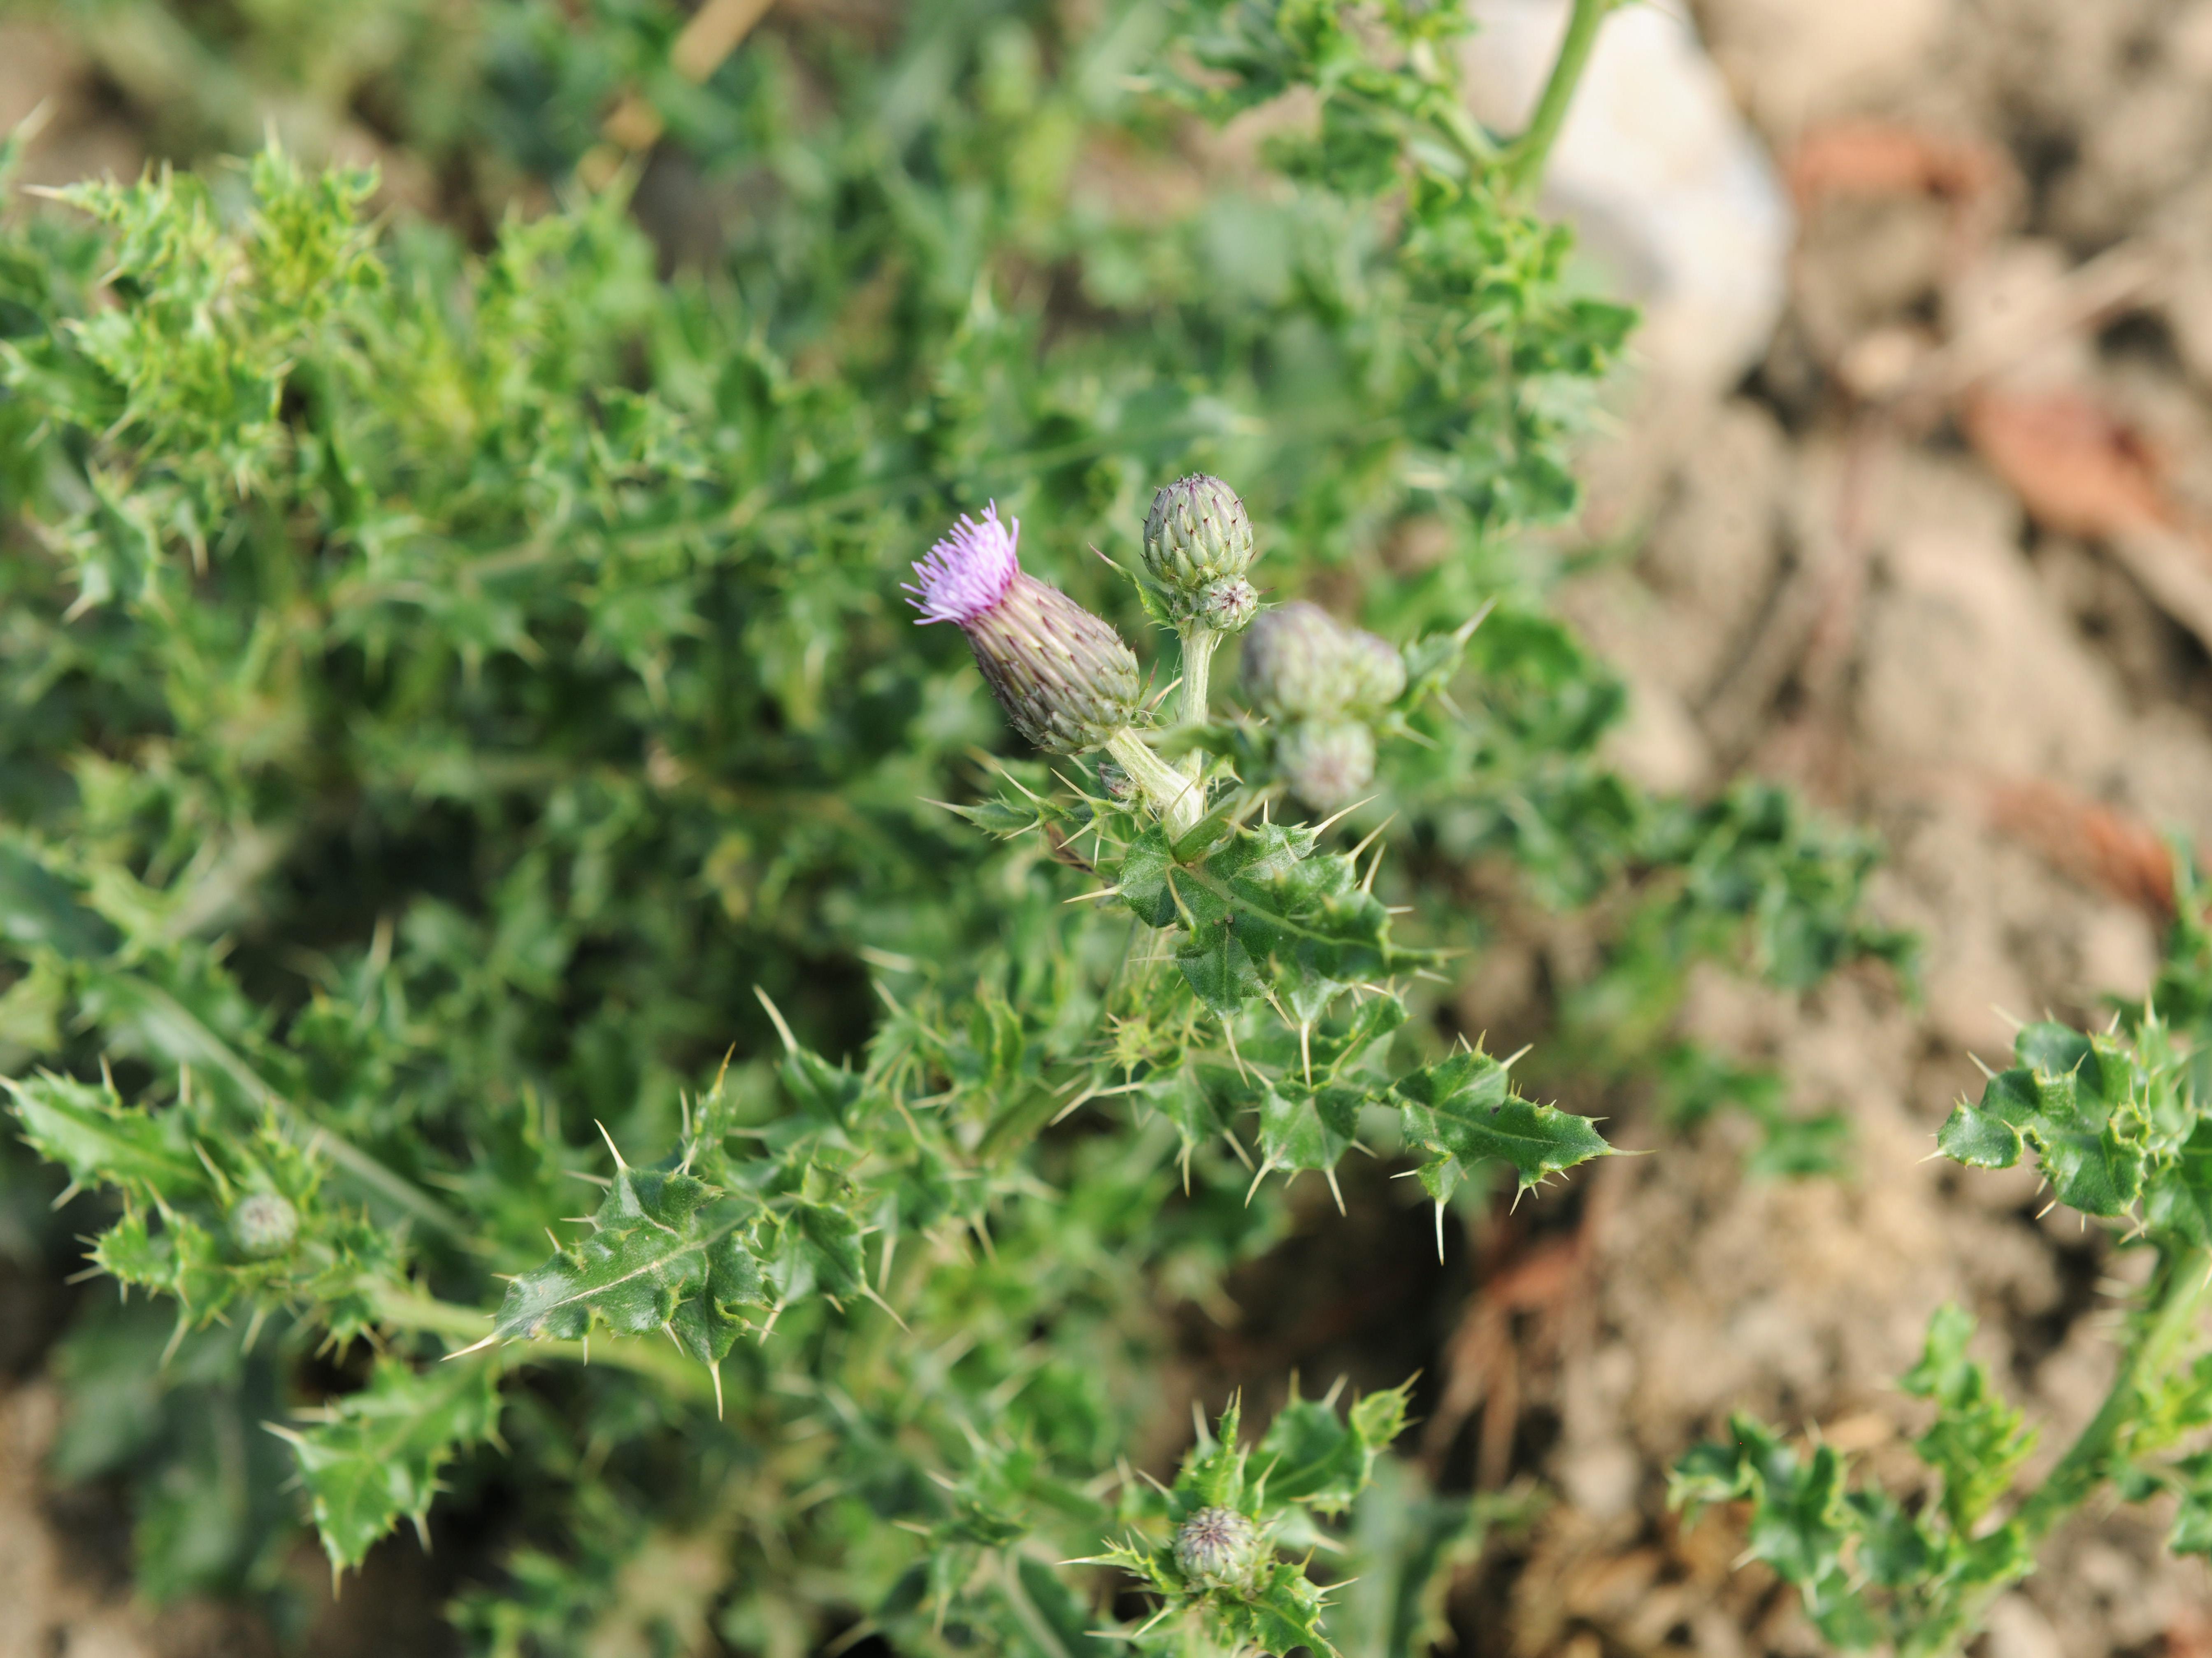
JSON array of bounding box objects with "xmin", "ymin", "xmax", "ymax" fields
[{"xmin": 1438, "ymin": 0, "xmax": 2212, "ymax": 1649}]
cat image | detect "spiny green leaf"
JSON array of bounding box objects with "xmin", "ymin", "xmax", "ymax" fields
[
  {"xmin": 493, "ymin": 1165, "xmax": 766, "ymax": 1364},
  {"xmin": 1115, "ymin": 826, "xmax": 1180, "ymax": 929},
  {"xmin": 1255, "ymin": 1380, "xmax": 1410, "ymax": 1515},
  {"xmin": 2170, "ymin": 1452, "xmax": 2212, "ymax": 1558},
  {"xmin": 1393, "ymin": 1051, "xmax": 1613, "ymax": 1195},
  {"xmin": 1176, "ymin": 924, "xmax": 1264, "ymax": 1015},
  {"xmin": 274, "ymin": 1356, "xmax": 503, "ymax": 1572},
  {"xmin": 1236, "ymin": 1563, "xmax": 1338, "ymax": 1657},
  {"xmin": 1256, "ymin": 1084, "xmax": 1362, "ymax": 1173},
  {"xmin": 1899, "ymin": 1304, "xmax": 2036, "ymax": 1529},
  {"xmin": 7, "ymin": 1071, "xmax": 206, "ymax": 1201},
  {"xmin": 0, "ymin": 844, "xmax": 119, "ymax": 958},
  {"xmin": 1940, "ymin": 1037, "xmax": 2145, "ymax": 1216},
  {"xmin": 951, "ymin": 795, "xmax": 1064, "ymax": 837}
]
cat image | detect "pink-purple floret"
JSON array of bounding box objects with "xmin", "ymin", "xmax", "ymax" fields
[{"xmin": 905, "ymin": 502, "xmax": 1020, "ymax": 625}]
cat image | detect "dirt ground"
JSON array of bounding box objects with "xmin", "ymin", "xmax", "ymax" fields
[
  {"xmin": 1454, "ymin": 0, "xmax": 2212, "ymax": 1651},
  {"xmin": 11, "ymin": 0, "xmax": 2212, "ymax": 1653}
]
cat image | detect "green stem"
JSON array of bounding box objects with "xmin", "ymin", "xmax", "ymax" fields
[
  {"xmin": 1945, "ymin": 1242, "xmax": 2212, "ymax": 1653},
  {"xmin": 2015, "ymin": 1242, "xmax": 2212, "ymax": 1542},
  {"xmin": 1179, "ymin": 623, "xmax": 1217, "ymax": 730},
  {"xmin": 1106, "ymin": 727, "xmax": 1201, "ymax": 839},
  {"xmin": 1177, "ymin": 622, "xmax": 1220, "ymax": 787},
  {"xmin": 1499, "ymin": 0, "xmax": 1613, "ymax": 199}
]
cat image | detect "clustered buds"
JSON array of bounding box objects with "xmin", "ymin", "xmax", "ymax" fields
[
  {"xmin": 907, "ymin": 484, "xmax": 1417, "ymax": 826},
  {"xmin": 1143, "ymin": 477, "xmax": 1259, "ymax": 634},
  {"xmin": 906, "ymin": 504, "xmax": 1141, "ymax": 754},
  {"xmin": 1241, "ymin": 602, "xmax": 1405, "ymax": 720},
  {"xmin": 1241, "ymin": 601, "xmax": 1406, "ymax": 811},
  {"xmin": 229, "ymin": 1191, "xmax": 299, "ymax": 1258},
  {"xmin": 1173, "ymin": 1505, "xmax": 1265, "ymax": 1593}
]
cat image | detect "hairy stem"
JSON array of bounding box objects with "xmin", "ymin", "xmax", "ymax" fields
[
  {"xmin": 1178, "ymin": 621, "xmax": 1219, "ymax": 785},
  {"xmin": 1499, "ymin": 0, "xmax": 1613, "ymax": 198},
  {"xmin": 2017, "ymin": 1241, "xmax": 2212, "ymax": 1540},
  {"xmin": 1945, "ymin": 1241, "xmax": 2212, "ymax": 1653},
  {"xmin": 1106, "ymin": 726, "xmax": 1201, "ymax": 838}
]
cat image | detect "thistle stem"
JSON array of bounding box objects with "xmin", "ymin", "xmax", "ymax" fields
[
  {"xmin": 1943, "ymin": 1240, "xmax": 2212, "ymax": 1653},
  {"xmin": 1179, "ymin": 623, "xmax": 1217, "ymax": 730},
  {"xmin": 1106, "ymin": 726, "xmax": 1201, "ymax": 839},
  {"xmin": 2017, "ymin": 1241, "xmax": 2212, "ymax": 1540},
  {"xmin": 1499, "ymin": 0, "xmax": 1613, "ymax": 199},
  {"xmin": 1177, "ymin": 621, "xmax": 1220, "ymax": 788}
]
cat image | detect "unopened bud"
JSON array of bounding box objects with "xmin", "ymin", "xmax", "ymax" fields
[
  {"xmin": 1143, "ymin": 476, "xmax": 1255, "ymax": 593},
  {"xmin": 1240, "ymin": 602, "xmax": 1406, "ymax": 720},
  {"xmin": 1174, "ymin": 1505, "xmax": 1264, "ymax": 1593},
  {"xmin": 1277, "ymin": 719, "xmax": 1375, "ymax": 813},
  {"xmin": 230, "ymin": 1192, "xmax": 299, "ymax": 1258},
  {"xmin": 906, "ymin": 505, "xmax": 1142, "ymax": 754},
  {"xmin": 1193, "ymin": 576, "xmax": 1257, "ymax": 635}
]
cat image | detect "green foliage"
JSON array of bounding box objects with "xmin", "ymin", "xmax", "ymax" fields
[
  {"xmin": 272, "ymin": 1356, "xmax": 506, "ymax": 1572},
  {"xmin": 1677, "ymin": 866, "xmax": 2212, "ymax": 1656},
  {"xmin": 0, "ymin": 0, "xmax": 1910, "ymax": 1650},
  {"xmin": 1671, "ymin": 1306, "xmax": 2040, "ymax": 1658},
  {"xmin": 1097, "ymin": 1386, "xmax": 1415, "ymax": 1654}
]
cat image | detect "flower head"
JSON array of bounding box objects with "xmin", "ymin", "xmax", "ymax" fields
[
  {"xmin": 1173, "ymin": 1505, "xmax": 1265, "ymax": 1593},
  {"xmin": 1241, "ymin": 601, "xmax": 1405, "ymax": 720},
  {"xmin": 905, "ymin": 503, "xmax": 1022, "ymax": 625},
  {"xmin": 230, "ymin": 1191, "xmax": 300, "ymax": 1258},
  {"xmin": 1194, "ymin": 575, "xmax": 1258, "ymax": 635},
  {"xmin": 905, "ymin": 505, "xmax": 1142, "ymax": 754},
  {"xmin": 1143, "ymin": 474, "xmax": 1255, "ymax": 594}
]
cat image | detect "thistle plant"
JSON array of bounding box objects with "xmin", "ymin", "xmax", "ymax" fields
[
  {"xmin": 1676, "ymin": 865, "xmax": 2212, "ymax": 1656},
  {"xmin": 0, "ymin": 0, "xmax": 1915, "ymax": 1650}
]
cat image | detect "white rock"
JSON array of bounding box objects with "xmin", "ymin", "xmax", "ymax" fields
[{"xmin": 1462, "ymin": 0, "xmax": 1792, "ymax": 398}]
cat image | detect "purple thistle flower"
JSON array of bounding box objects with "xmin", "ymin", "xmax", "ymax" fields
[
  {"xmin": 904, "ymin": 502, "xmax": 1142, "ymax": 754},
  {"xmin": 904, "ymin": 503, "xmax": 1021, "ymax": 625}
]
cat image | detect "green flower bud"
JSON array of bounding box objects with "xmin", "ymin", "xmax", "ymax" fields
[
  {"xmin": 1143, "ymin": 475, "xmax": 1255, "ymax": 593},
  {"xmin": 230, "ymin": 1191, "xmax": 299, "ymax": 1258},
  {"xmin": 1277, "ymin": 719, "xmax": 1376, "ymax": 813},
  {"xmin": 1192, "ymin": 575, "xmax": 1257, "ymax": 635},
  {"xmin": 1240, "ymin": 602, "xmax": 1406, "ymax": 720},
  {"xmin": 907, "ymin": 505, "xmax": 1143, "ymax": 754},
  {"xmin": 1173, "ymin": 1505, "xmax": 1264, "ymax": 1593}
]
